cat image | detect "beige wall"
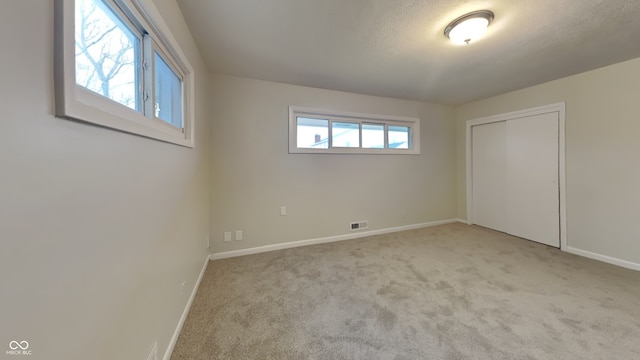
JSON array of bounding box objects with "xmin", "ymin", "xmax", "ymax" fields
[
  {"xmin": 209, "ymin": 74, "xmax": 457, "ymax": 252},
  {"xmin": 3, "ymin": 0, "xmax": 638, "ymax": 357},
  {"xmin": 0, "ymin": 1, "xmax": 210, "ymax": 359},
  {"xmin": 456, "ymin": 57, "xmax": 640, "ymax": 265}
]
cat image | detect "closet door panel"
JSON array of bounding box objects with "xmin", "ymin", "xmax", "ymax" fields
[
  {"xmin": 506, "ymin": 113, "xmax": 560, "ymax": 247},
  {"xmin": 472, "ymin": 121, "xmax": 507, "ymax": 232}
]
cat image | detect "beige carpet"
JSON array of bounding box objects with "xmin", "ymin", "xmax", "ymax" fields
[{"xmin": 171, "ymin": 223, "xmax": 640, "ymax": 359}]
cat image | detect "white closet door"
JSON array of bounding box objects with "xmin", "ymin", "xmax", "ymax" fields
[
  {"xmin": 506, "ymin": 113, "xmax": 560, "ymax": 247},
  {"xmin": 472, "ymin": 121, "xmax": 507, "ymax": 232}
]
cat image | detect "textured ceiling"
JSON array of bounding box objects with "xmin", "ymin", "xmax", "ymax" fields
[{"xmin": 176, "ymin": 0, "xmax": 640, "ymax": 104}]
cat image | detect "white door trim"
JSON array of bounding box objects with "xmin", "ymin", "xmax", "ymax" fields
[{"xmin": 466, "ymin": 102, "xmax": 566, "ymax": 250}]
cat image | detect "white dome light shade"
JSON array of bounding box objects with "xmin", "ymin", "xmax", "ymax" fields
[
  {"xmin": 448, "ymin": 17, "xmax": 489, "ymax": 44},
  {"xmin": 444, "ymin": 10, "xmax": 494, "ymax": 45}
]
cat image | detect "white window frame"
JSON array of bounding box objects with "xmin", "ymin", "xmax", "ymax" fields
[
  {"xmin": 289, "ymin": 106, "xmax": 420, "ymax": 154},
  {"xmin": 54, "ymin": 0, "xmax": 195, "ymax": 147}
]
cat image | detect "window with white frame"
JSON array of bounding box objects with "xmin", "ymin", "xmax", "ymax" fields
[
  {"xmin": 289, "ymin": 107, "xmax": 420, "ymax": 154},
  {"xmin": 54, "ymin": 0, "xmax": 194, "ymax": 147}
]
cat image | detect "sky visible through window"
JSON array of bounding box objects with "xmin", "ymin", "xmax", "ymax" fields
[
  {"xmin": 75, "ymin": 0, "xmax": 139, "ymax": 110},
  {"xmin": 154, "ymin": 51, "xmax": 183, "ymax": 128},
  {"xmin": 297, "ymin": 117, "xmax": 409, "ymax": 149}
]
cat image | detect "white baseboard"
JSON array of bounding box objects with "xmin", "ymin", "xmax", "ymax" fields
[
  {"xmin": 565, "ymin": 247, "xmax": 640, "ymax": 272},
  {"xmin": 458, "ymin": 219, "xmax": 638, "ymax": 272},
  {"xmin": 210, "ymin": 219, "xmax": 458, "ymax": 261},
  {"xmin": 163, "ymin": 255, "xmax": 210, "ymax": 360},
  {"xmin": 455, "ymin": 218, "xmax": 470, "ymax": 224}
]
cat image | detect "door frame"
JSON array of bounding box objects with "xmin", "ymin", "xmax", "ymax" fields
[{"xmin": 466, "ymin": 102, "xmax": 566, "ymax": 250}]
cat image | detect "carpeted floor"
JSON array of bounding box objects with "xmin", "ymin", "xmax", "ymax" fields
[{"xmin": 171, "ymin": 223, "xmax": 640, "ymax": 359}]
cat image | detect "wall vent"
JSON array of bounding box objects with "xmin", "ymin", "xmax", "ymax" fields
[{"xmin": 350, "ymin": 221, "xmax": 368, "ymax": 231}]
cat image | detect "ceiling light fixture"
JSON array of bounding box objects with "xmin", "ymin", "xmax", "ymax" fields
[{"xmin": 444, "ymin": 10, "xmax": 494, "ymax": 45}]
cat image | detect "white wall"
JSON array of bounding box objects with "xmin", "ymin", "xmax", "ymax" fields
[
  {"xmin": 4, "ymin": 0, "xmax": 636, "ymax": 357},
  {"xmin": 456, "ymin": 57, "xmax": 640, "ymax": 267},
  {"xmin": 0, "ymin": 1, "xmax": 210, "ymax": 359},
  {"xmin": 209, "ymin": 74, "xmax": 457, "ymax": 252}
]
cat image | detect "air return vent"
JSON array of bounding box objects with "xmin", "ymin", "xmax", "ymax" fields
[{"xmin": 350, "ymin": 221, "xmax": 369, "ymax": 231}]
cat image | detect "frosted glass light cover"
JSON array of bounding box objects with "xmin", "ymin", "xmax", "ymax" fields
[{"xmin": 448, "ymin": 17, "xmax": 490, "ymax": 44}]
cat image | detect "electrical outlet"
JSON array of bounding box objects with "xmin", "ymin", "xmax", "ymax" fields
[
  {"xmin": 224, "ymin": 232, "xmax": 232, "ymax": 242},
  {"xmin": 235, "ymin": 230, "xmax": 243, "ymax": 241},
  {"xmin": 280, "ymin": 206, "xmax": 287, "ymax": 216}
]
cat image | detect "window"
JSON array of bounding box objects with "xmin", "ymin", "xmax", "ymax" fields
[
  {"xmin": 289, "ymin": 107, "xmax": 420, "ymax": 154},
  {"xmin": 55, "ymin": 0, "xmax": 195, "ymax": 147}
]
